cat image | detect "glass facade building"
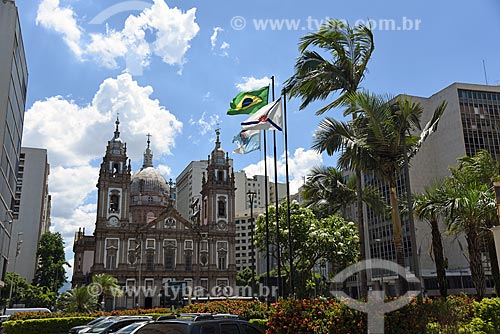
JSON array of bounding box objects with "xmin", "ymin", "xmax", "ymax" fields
[{"xmin": 0, "ymin": 1, "xmax": 27, "ymax": 285}]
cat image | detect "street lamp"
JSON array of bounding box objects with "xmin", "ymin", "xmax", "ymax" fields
[
  {"xmin": 247, "ymin": 191, "xmax": 257, "ymax": 294},
  {"xmin": 8, "ymin": 232, "xmax": 23, "ymax": 308}
]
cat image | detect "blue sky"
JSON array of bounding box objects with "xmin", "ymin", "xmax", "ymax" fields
[{"xmin": 13, "ymin": 0, "xmax": 500, "ymax": 277}]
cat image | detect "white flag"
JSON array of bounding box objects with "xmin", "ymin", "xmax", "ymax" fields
[{"xmin": 241, "ymin": 98, "xmax": 283, "ymax": 131}]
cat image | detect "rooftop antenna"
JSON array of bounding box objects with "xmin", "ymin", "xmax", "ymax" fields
[{"xmin": 483, "ymin": 60, "xmax": 489, "ymax": 85}]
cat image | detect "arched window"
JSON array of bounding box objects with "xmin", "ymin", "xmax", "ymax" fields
[
  {"xmin": 109, "ymin": 192, "xmax": 120, "ymax": 213},
  {"xmin": 218, "ymin": 197, "xmax": 226, "ymax": 218},
  {"xmin": 112, "ymin": 163, "xmax": 119, "ymax": 177}
]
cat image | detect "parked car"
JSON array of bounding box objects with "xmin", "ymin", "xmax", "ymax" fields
[
  {"xmin": 86, "ymin": 317, "xmax": 152, "ymax": 334},
  {"xmin": 133, "ymin": 314, "xmax": 264, "ymax": 334},
  {"xmin": 69, "ymin": 316, "xmax": 119, "ymax": 334},
  {"xmin": 114, "ymin": 321, "xmax": 150, "ymax": 334}
]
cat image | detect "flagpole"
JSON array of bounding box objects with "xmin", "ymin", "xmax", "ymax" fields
[
  {"xmin": 271, "ymin": 76, "xmax": 282, "ymax": 298},
  {"xmin": 263, "ymin": 129, "xmax": 271, "ymax": 307},
  {"xmin": 283, "ymin": 91, "xmax": 294, "ymax": 296}
]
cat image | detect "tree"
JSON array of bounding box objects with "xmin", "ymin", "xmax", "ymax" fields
[
  {"xmin": 343, "ymin": 92, "xmax": 445, "ymax": 271},
  {"xmin": 56, "ymin": 286, "xmax": 98, "ymax": 313},
  {"xmin": 284, "ymin": 19, "xmax": 374, "ymax": 297},
  {"xmin": 0, "ymin": 273, "xmax": 55, "ymax": 308},
  {"xmin": 254, "ymin": 201, "xmax": 359, "ymax": 297},
  {"xmin": 236, "ymin": 267, "xmax": 255, "ymax": 287},
  {"xmin": 439, "ymin": 151, "xmax": 500, "ymax": 299},
  {"xmin": 413, "ymin": 181, "xmax": 449, "ymax": 298},
  {"xmin": 33, "ymin": 232, "xmax": 68, "ymax": 292},
  {"xmin": 92, "ymin": 273, "xmax": 123, "ymax": 308},
  {"xmin": 302, "ymin": 165, "xmax": 387, "ymax": 218}
]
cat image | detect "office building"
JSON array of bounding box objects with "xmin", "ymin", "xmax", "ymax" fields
[
  {"xmin": 8, "ymin": 148, "xmax": 50, "ymax": 283},
  {"xmin": 0, "ymin": 0, "xmax": 28, "ymax": 287},
  {"xmin": 365, "ymin": 83, "xmax": 500, "ymax": 296}
]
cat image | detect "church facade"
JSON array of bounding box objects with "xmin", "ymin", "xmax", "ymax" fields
[{"xmin": 72, "ymin": 119, "xmax": 237, "ymax": 309}]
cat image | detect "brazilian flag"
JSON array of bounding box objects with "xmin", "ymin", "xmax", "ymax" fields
[{"xmin": 227, "ymin": 86, "xmax": 269, "ymax": 115}]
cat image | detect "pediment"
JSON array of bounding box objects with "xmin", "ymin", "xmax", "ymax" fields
[{"xmin": 139, "ymin": 205, "xmax": 193, "ymax": 232}]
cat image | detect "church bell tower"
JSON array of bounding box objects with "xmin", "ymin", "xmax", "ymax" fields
[{"xmin": 95, "ymin": 117, "xmax": 132, "ymax": 230}]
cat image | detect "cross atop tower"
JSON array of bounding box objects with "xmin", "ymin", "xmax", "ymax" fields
[{"xmin": 146, "ymin": 133, "xmax": 152, "ymax": 149}]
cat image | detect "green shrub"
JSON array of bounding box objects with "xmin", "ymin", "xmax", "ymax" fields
[
  {"xmin": 467, "ymin": 298, "xmax": 500, "ymax": 334},
  {"xmin": 2, "ymin": 317, "xmax": 94, "ymax": 334},
  {"xmin": 426, "ymin": 322, "xmax": 443, "ymax": 334}
]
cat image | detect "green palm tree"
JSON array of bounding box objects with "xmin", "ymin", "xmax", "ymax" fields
[
  {"xmin": 284, "ymin": 19, "xmax": 374, "ymax": 297},
  {"xmin": 413, "ymin": 182, "xmax": 448, "ymax": 298},
  {"xmin": 284, "ymin": 19, "xmax": 374, "ymax": 115},
  {"xmin": 440, "ymin": 151, "xmax": 500, "ymax": 299},
  {"xmin": 441, "ymin": 183, "xmax": 492, "ymax": 299},
  {"xmin": 56, "ymin": 286, "xmax": 98, "ymax": 313},
  {"xmin": 92, "ymin": 273, "xmax": 123, "ymax": 309},
  {"xmin": 313, "ymin": 91, "xmax": 445, "ymax": 286},
  {"xmin": 302, "ymin": 165, "xmax": 387, "ymax": 218}
]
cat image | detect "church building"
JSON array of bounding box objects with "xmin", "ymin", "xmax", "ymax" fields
[{"xmin": 72, "ymin": 119, "xmax": 237, "ymax": 309}]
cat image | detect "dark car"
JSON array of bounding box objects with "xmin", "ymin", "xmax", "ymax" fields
[
  {"xmin": 69, "ymin": 316, "xmax": 119, "ymax": 334},
  {"xmin": 86, "ymin": 317, "xmax": 152, "ymax": 334},
  {"xmin": 133, "ymin": 313, "xmax": 264, "ymax": 334}
]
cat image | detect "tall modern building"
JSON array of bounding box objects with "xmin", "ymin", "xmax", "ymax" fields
[
  {"xmin": 8, "ymin": 148, "xmax": 51, "ymax": 283},
  {"xmin": 364, "ymin": 82, "xmax": 500, "ymax": 296},
  {"xmin": 233, "ymin": 171, "xmax": 287, "ymax": 273},
  {"xmin": 0, "ymin": 0, "xmax": 27, "ymax": 287}
]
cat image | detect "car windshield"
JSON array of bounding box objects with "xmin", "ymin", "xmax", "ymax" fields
[
  {"xmin": 135, "ymin": 323, "xmax": 189, "ymax": 334},
  {"xmin": 115, "ymin": 321, "xmax": 147, "ymax": 334},
  {"xmin": 87, "ymin": 317, "xmax": 105, "ymax": 326},
  {"xmin": 87, "ymin": 321, "xmax": 115, "ymax": 333}
]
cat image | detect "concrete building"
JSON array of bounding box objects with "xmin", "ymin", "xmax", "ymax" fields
[
  {"xmin": 364, "ymin": 82, "xmax": 500, "ymax": 296},
  {"xmin": 233, "ymin": 171, "xmax": 287, "ymax": 274},
  {"xmin": 0, "ymin": 0, "xmax": 27, "ymax": 287},
  {"xmin": 8, "ymin": 148, "xmax": 50, "ymax": 283}
]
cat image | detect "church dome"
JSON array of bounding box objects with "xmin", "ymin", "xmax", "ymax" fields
[
  {"xmin": 130, "ymin": 135, "xmax": 170, "ymax": 207},
  {"xmin": 130, "ymin": 167, "xmax": 170, "ymax": 196}
]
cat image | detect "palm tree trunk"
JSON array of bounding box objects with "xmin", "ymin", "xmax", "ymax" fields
[
  {"xmin": 402, "ymin": 135, "xmax": 420, "ymax": 284},
  {"xmin": 389, "ymin": 180, "xmax": 407, "ymax": 294},
  {"xmin": 485, "ymin": 230, "xmax": 500, "ymax": 296},
  {"xmin": 356, "ymin": 169, "xmax": 368, "ymax": 298},
  {"xmin": 465, "ymin": 226, "xmax": 486, "ymax": 299},
  {"xmin": 430, "ymin": 218, "xmax": 447, "ymax": 297}
]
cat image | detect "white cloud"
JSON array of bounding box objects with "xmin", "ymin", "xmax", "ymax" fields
[
  {"xmin": 210, "ymin": 27, "xmax": 223, "ymax": 50},
  {"xmin": 36, "ymin": 0, "xmax": 200, "ymax": 74},
  {"xmin": 24, "ymin": 73, "xmax": 182, "ymax": 275},
  {"xmin": 157, "ymin": 164, "xmax": 172, "ymax": 179},
  {"xmin": 210, "ymin": 27, "xmax": 230, "ymax": 56},
  {"xmin": 236, "ymin": 76, "xmax": 272, "ymax": 91},
  {"xmin": 189, "ymin": 112, "xmax": 219, "ymax": 136},
  {"xmin": 243, "ymin": 148, "xmax": 323, "ymax": 193},
  {"xmin": 36, "ymin": 0, "xmax": 83, "ymax": 57}
]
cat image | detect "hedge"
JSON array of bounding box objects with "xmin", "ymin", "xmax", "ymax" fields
[{"xmin": 2, "ymin": 317, "xmax": 94, "ymax": 334}]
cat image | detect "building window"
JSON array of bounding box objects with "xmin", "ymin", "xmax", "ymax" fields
[
  {"xmin": 163, "ymin": 239, "xmax": 176, "ymax": 271},
  {"xmin": 217, "ymin": 241, "xmax": 228, "ymax": 270},
  {"xmin": 218, "ymin": 197, "xmax": 226, "ymax": 218},
  {"xmin": 146, "ymin": 250, "xmax": 154, "ymax": 271},
  {"xmin": 185, "ymin": 250, "xmax": 192, "ymax": 271},
  {"xmin": 109, "ymin": 191, "xmax": 120, "ymax": 213},
  {"xmin": 105, "ymin": 238, "xmax": 119, "ymax": 269}
]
